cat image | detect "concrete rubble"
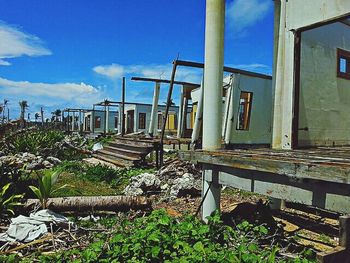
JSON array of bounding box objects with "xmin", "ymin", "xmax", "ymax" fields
[{"xmin": 124, "ymin": 159, "xmax": 201, "ymax": 199}]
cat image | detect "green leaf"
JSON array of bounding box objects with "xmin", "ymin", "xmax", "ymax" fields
[
  {"xmin": 29, "ymin": 186, "xmax": 43, "ymax": 201},
  {"xmin": 193, "ymin": 241, "xmax": 204, "ymax": 252},
  {"xmin": 151, "ymin": 246, "xmax": 161, "ymax": 258}
]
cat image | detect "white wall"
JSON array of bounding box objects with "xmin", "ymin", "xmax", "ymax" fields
[
  {"xmin": 228, "ymin": 75, "xmax": 272, "ymax": 144},
  {"xmin": 299, "ymin": 22, "xmax": 350, "ymax": 146}
]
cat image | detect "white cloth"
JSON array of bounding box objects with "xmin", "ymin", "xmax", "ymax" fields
[{"xmin": 0, "ymin": 209, "xmax": 69, "ymax": 243}]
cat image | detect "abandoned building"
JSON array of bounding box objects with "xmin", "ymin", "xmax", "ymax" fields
[
  {"xmin": 78, "ymin": 102, "xmax": 180, "ymax": 135},
  {"xmin": 177, "ymin": 1, "xmax": 350, "ymax": 259}
]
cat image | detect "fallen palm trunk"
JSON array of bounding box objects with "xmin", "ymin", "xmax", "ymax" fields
[{"xmin": 24, "ymin": 196, "xmax": 151, "ymax": 212}]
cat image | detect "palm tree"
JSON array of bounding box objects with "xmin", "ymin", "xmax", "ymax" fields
[
  {"xmin": 35, "ymin": 113, "xmax": 40, "ymax": 122},
  {"xmin": 53, "ymin": 109, "xmax": 62, "ymax": 122},
  {"xmin": 1, "ymin": 99, "xmax": 8, "ymax": 123},
  {"xmin": 19, "ymin": 100, "xmax": 29, "ymax": 123}
]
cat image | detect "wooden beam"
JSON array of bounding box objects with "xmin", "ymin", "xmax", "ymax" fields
[
  {"xmin": 131, "ymin": 77, "xmax": 200, "ymax": 88},
  {"xmin": 176, "ymin": 60, "xmax": 272, "ymax": 80}
]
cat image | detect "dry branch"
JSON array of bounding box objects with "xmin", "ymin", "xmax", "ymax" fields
[{"xmin": 24, "ymin": 196, "xmax": 151, "ymax": 212}]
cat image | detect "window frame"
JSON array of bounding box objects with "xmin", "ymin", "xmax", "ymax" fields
[
  {"xmin": 337, "ymin": 48, "xmax": 350, "ymax": 80},
  {"xmin": 236, "ymin": 91, "xmax": 253, "ymax": 131}
]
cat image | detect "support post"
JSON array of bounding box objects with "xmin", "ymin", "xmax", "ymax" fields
[
  {"xmin": 92, "ymin": 106, "xmax": 95, "ymax": 134},
  {"xmin": 106, "ymin": 105, "xmax": 110, "ymax": 134},
  {"xmin": 40, "ymin": 107, "xmax": 44, "ymax": 127},
  {"xmin": 71, "ymin": 112, "xmax": 75, "ymax": 132},
  {"xmin": 177, "ymin": 86, "xmax": 185, "ymax": 138},
  {"xmin": 317, "ymin": 215, "xmax": 350, "ymax": 262},
  {"xmin": 67, "ymin": 111, "xmax": 70, "ymax": 132},
  {"xmin": 121, "ymin": 77, "xmax": 125, "ymax": 136},
  {"xmin": 202, "ymin": 166, "xmax": 221, "ymax": 222},
  {"xmin": 149, "ymin": 82, "xmax": 160, "ymax": 136},
  {"xmin": 191, "ymin": 80, "xmax": 204, "ymax": 148},
  {"xmin": 224, "ymin": 74, "xmax": 240, "ymax": 144},
  {"xmin": 222, "ymin": 75, "xmax": 233, "ymax": 138},
  {"xmin": 201, "ymin": 0, "xmax": 225, "ymax": 221},
  {"xmin": 79, "ymin": 110, "xmax": 82, "ymax": 133}
]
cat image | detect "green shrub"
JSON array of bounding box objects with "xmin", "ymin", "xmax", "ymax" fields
[
  {"xmin": 10, "ymin": 130, "xmax": 65, "ymax": 155},
  {"xmin": 0, "ymin": 183, "xmax": 23, "ymax": 217},
  {"xmin": 32, "ymin": 210, "xmax": 316, "ymax": 263}
]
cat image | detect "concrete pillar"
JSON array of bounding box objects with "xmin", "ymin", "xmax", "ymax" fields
[
  {"xmin": 191, "ymin": 81, "xmax": 204, "ymax": 147},
  {"xmin": 180, "ymin": 96, "xmax": 188, "ymax": 138},
  {"xmin": 201, "ymin": 0, "xmax": 225, "ymax": 221},
  {"xmin": 71, "ymin": 112, "xmax": 75, "ymax": 131},
  {"xmin": 106, "ymin": 106, "xmax": 109, "ymax": 133},
  {"xmin": 91, "ymin": 106, "xmax": 95, "ymax": 133},
  {"xmin": 118, "ymin": 104, "xmax": 122, "ymax": 134},
  {"xmin": 272, "ymin": 0, "xmax": 294, "ymax": 150},
  {"xmin": 149, "ymin": 82, "xmax": 160, "ymax": 136},
  {"xmin": 222, "ymin": 76, "xmax": 233, "ymax": 138},
  {"xmin": 177, "ymin": 86, "xmax": 185, "ymax": 138},
  {"xmin": 202, "ymin": 166, "xmax": 221, "ymax": 222},
  {"xmin": 224, "ymin": 74, "xmax": 240, "ymax": 144}
]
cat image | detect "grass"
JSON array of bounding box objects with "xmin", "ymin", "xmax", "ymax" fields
[{"xmin": 50, "ymin": 161, "xmax": 156, "ymax": 197}]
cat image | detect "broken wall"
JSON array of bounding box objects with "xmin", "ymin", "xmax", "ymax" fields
[
  {"xmin": 228, "ymin": 74, "xmax": 272, "ymax": 145},
  {"xmin": 299, "ymin": 22, "xmax": 350, "ymax": 146}
]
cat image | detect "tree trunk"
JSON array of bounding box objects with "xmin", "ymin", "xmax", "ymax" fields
[{"xmin": 24, "ymin": 196, "xmax": 151, "ymax": 212}]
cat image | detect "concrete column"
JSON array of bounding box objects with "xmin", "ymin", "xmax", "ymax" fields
[
  {"xmin": 222, "ymin": 76, "xmax": 233, "ymax": 138},
  {"xmin": 106, "ymin": 106, "xmax": 109, "ymax": 133},
  {"xmin": 91, "ymin": 106, "xmax": 95, "ymax": 133},
  {"xmin": 71, "ymin": 112, "xmax": 75, "ymax": 131},
  {"xmin": 272, "ymin": 0, "xmax": 295, "ymax": 150},
  {"xmin": 202, "ymin": 166, "xmax": 221, "ymax": 222},
  {"xmin": 191, "ymin": 81, "xmax": 204, "ymax": 147},
  {"xmin": 149, "ymin": 82, "xmax": 160, "ymax": 136},
  {"xmin": 201, "ymin": 0, "xmax": 225, "ymax": 221},
  {"xmin": 118, "ymin": 104, "xmax": 122, "ymax": 134},
  {"xmin": 177, "ymin": 86, "xmax": 185, "ymax": 138},
  {"xmin": 180, "ymin": 96, "xmax": 188, "ymax": 138},
  {"xmin": 224, "ymin": 74, "xmax": 240, "ymax": 144}
]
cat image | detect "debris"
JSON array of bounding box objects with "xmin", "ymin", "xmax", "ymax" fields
[
  {"xmin": 24, "ymin": 196, "xmax": 151, "ymax": 212},
  {"xmin": 0, "ymin": 210, "xmax": 70, "ymax": 243},
  {"xmin": 92, "ymin": 142, "xmax": 103, "ymax": 152},
  {"xmin": 169, "ymin": 173, "xmax": 201, "ymax": 199},
  {"xmin": 124, "ymin": 173, "xmax": 161, "ymax": 196}
]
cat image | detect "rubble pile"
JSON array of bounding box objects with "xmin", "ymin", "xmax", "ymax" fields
[
  {"xmin": 0, "ymin": 152, "xmax": 62, "ymax": 172},
  {"xmin": 124, "ymin": 158, "xmax": 201, "ymax": 199}
]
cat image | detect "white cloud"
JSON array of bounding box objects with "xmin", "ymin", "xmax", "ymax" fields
[
  {"xmin": 93, "ymin": 63, "xmax": 203, "ymax": 84},
  {"xmin": 229, "ymin": 63, "xmax": 272, "ymax": 74},
  {"xmin": 226, "ymin": 0, "xmax": 272, "ymax": 35},
  {"xmin": 0, "ymin": 21, "xmax": 51, "ymax": 65},
  {"xmin": 0, "ymin": 77, "xmax": 101, "ymax": 108}
]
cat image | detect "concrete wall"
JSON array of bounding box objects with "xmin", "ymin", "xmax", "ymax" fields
[
  {"xmin": 228, "ymin": 74, "xmax": 272, "ymax": 144},
  {"xmin": 299, "ymin": 22, "xmax": 350, "ymax": 146},
  {"xmin": 84, "ymin": 111, "xmax": 118, "ymax": 133},
  {"xmin": 124, "ymin": 104, "xmax": 179, "ymax": 133},
  {"xmin": 286, "ymin": 0, "xmax": 350, "ymax": 30}
]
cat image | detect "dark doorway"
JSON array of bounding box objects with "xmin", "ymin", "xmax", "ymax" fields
[{"xmin": 127, "ymin": 110, "xmax": 134, "ymax": 133}]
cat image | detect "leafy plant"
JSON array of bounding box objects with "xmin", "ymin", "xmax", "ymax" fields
[
  {"xmin": 10, "ymin": 130, "xmax": 65, "ymax": 155},
  {"xmin": 0, "ymin": 183, "xmax": 23, "ymax": 217},
  {"xmin": 29, "ymin": 170, "xmax": 69, "ymax": 209}
]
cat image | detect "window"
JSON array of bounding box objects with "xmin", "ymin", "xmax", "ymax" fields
[
  {"xmin": 95, "ymin": 116, "xmax": 101, "ymax": 128},
  {"xmin": 236, "ymin": 91, "xmax": 253, "ymax": 131},
  {"xmin": 337, "ymin": 48, "xmax": 350, "ymax": 80},
  {"xmin": 139, "ymin": 113, "xmax": 146, "ymax": 129}
]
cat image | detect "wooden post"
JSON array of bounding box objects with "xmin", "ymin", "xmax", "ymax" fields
[
  {"xmin": 317, "ymin": 215, "xmax": 350, "ymax": 263},
  {"xmin": 159, "ymin": 60, "xmax": 178, "ymax": 167},
  {"xmin": 121, "ymin": 77, "xmax": 125, "ymax": 136},
  {"xmin": 40, "ymin": 107, "xmax": 44, "ymax": 127}
]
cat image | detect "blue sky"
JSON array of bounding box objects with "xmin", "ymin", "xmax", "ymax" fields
[{"xmin": 0, "ymin": 0, "xmax": 274, "ymax": 120}]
